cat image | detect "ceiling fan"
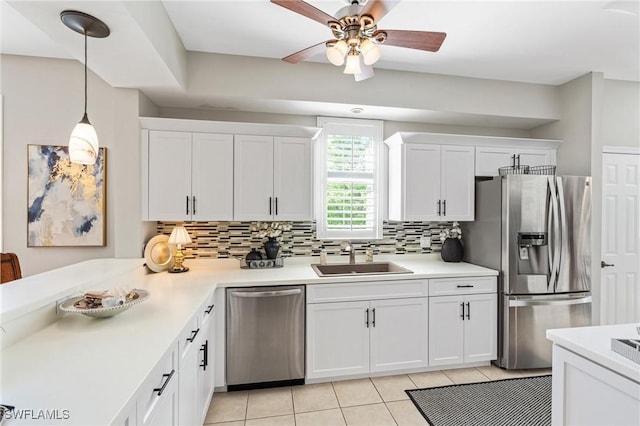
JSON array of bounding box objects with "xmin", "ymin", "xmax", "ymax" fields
[{"xmin": 271, "ymin": 0, "xmax": 446, "ymax": 81}]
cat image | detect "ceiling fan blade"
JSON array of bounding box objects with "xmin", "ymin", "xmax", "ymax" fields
[
  {"xmin": 359, "ymin": 0, "xmax": 400, "ymax": 22},
  {"xmin": 271, "ymin": 0, "xmax": 336, "ymax": 26},
  {"xmin": 282, "ymin": 40, "xmax": 332, "ymax": 64},
  {"xmin": 376, "ymin": 29, "xmax": 447, "ymax": 52}
]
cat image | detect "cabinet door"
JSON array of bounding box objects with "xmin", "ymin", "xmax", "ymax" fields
[
  {"xmin": 403, "ymin": 144, "xmax": 441, "ymax": 221},
  {"xmin": 440, "ymin": 145, "xmax": 475, "ymax": 221},
  {"xmin": 192, "ymin": 133, "xmax": 234, "ymax": 221},
  {"xmin": 273, "ymin": 137, "xmax": 312, "ymax": 220},
  {"xmin": 197, "ymin": 315, "xmax": 215, "ymax": 424},
  {"xmin": 178, "ymin": 339, "xmax": 199, "ymax": 426},
  {"xmin": 517, "ymin": 148, "xmax": 554, "ymax": 168},
  {"xmin": 234, "ymin": 135, "xmax": 274, "ymax": 220},
  {"xmin": 475, "ymin": 146, "xmax": 515, "ymax": 176},
  {"xmin": 369, "ymin": 298, "xmax": 428, "ymax": 373},
  {"xmin": 463, "ymin": 293, "xmax": 497, "ymax": 363},
  {"xmin": 148, "ymin": 131, "xmax": 192, "ymax": 221},
  {"xmin": 306, "ymin": 301, "xmax": 370, "ymax": 379},
  {"xmin": 429, "ymin": 295, "xmax": 464, "ymax": 366}
]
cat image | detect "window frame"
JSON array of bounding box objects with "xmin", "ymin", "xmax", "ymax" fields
[{"xmin": 315, "ymin": 116, "xmax": 384, "ymax": 240}]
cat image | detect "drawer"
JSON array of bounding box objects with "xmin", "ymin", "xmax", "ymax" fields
[
  {"xmin": 429, "ymin": 276, "xmax": 496, "ymax": 296},
  {"xmin": 137, "ymin": 342, "xmax": 178, "ymax": 425},
  {"xmin": 307, "ymin": 280, "xmax": 428, "ymax": 303},
  {"xmin": 199, "ymin": 291, "xmax": 216, "ymax": 327},
  {"xmin": 178, "ymin": 312, "xmax": 200, "ymax": 362}
]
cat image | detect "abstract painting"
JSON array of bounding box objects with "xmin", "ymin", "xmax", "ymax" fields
[{"xmin": 27, "ymin": 145, "xmax": 106, "ymax": 246}]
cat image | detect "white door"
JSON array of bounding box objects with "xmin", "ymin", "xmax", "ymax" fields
[
  {"xmin": 463, "ymin": 293, "xmax": 497, "ymax": 363},
  {"xmin": 601, "ymin": 152, "xmax": 640, "ymax": 324},
  {"xmin": 148, "ymin": 131, "xmax": 192, "ymax": 221},
  {"xmin": 233, "ymin": 135, "xmax": 274, "ymax": 220},
  {"xmin": 440, "ymin": 145, "xmax": 475, "ymax": 221},
  {"xmin": 369, "ymin": 297, "xmax": 428, "ymax": 373},
  {"xmin": 428, "ymin": 295, "xmax": 464, "ymax": 366},
  {"xmin": 273, "ymin": 137, "xmax": 312, "ymax": 220},
  {"xmin": 306, "ymin": 301, "xmax": 370, "ymax": 379},
  {"xmin": 192, "ymin": 133, "xmax": 234, "ymax": 221},
  {"xmin": 178, "ymin": 340, "xmax": 199, "ymax": 426},
  {"xmin": 403, "ymin": 143, "xmax": 441, "ymax": 221},
  {"xmin": 145, "ymin": 375, "xmax": 179, "ymax": 426},
  {"xmin": 475, "ymin": 146, "xmax": 515, "ymax": 176}
]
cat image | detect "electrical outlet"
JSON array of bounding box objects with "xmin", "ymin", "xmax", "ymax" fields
[{"xmin": 420, "ymin": 236, "xmax": 431, "ymax": 249}]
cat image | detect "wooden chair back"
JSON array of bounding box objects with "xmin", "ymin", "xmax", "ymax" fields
[{"xmin": 1, "ymin": 253, "xmax": 22, "ymax": 283}]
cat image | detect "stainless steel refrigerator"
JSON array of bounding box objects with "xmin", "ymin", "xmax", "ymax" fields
[{"xmin": 462, "ymin": 175, "xmax": 592, "ymax": 369}]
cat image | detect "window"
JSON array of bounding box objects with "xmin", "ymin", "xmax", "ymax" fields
[{"xmin": 316, "ymin": 117, "xmax": 383, "ymax": 240}]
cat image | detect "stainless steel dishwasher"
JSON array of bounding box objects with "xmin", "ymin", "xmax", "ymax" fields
[{"xmin": 226, "ymin": 285, "xmax": 305, "ymax": 390}]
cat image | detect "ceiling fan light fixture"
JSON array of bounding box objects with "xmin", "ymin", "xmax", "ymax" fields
[
  {"xmin": 344, "ymin": 51, "xmax": 362, "ymax": 75},
  {"xmin": 359, "ymin": 38, "xmax": 381, "ymax": 65},
  {"xmin": 327, "ymin": 39, "xmax": 349, "ymax": 66}
]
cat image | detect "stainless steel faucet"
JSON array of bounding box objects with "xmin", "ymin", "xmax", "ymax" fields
[{"xmin": 343, "ymin": 242, "xmax": 356, "ymax": 264}]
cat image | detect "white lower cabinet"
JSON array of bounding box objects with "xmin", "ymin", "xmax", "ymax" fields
[
  {"xmin": 178, "ymin": 295, "xmax": 216, "ymax": 426},
  {"xmin": 428, "ymin": 279, "xmax": 497, "ymax": 366},
  {"xmin": 306, "ymin": 281, "xmax": 429, "ymax": 380},
  {"xmin": 138, "ymin": 343, "xmax": 179, "ymax": 426}
]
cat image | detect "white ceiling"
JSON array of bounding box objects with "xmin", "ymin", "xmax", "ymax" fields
[{"xmin": 1, "ymin": 0, "xmax": 639, "ymax": 127}]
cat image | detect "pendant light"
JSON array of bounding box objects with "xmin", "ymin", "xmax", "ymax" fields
[{"xmin": 60, "ymin": 10, "xmax": 110, "ymax": 165}]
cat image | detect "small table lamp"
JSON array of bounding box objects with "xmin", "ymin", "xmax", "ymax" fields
[{"xmin": 168, "ymin": 226, "xmax": 192, "ymax": 273}]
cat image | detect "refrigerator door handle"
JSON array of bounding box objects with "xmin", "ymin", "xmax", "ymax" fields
[
  {"xmin": 548, "ymin": 177, "xmax": 561, "ymax": 291},
  {"xmin": 509, "ymin": 296, "xmax": 592, "ymax": 307},
  {"xmin": 556, "ymin": 177, "xmax": 569, "ymax": 291}
]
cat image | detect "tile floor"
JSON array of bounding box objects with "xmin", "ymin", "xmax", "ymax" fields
[{"xmin": 204, "ymin": 365, "xmax": 552, "ymax": 426}]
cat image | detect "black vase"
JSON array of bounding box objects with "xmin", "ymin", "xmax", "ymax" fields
[
  {"xmin": 245, "ymin": 248, "xmax": 262, "ymax": 266},
  {"xmin": 441, "ymin": 238, "xmax": 463, "ymax": 262},
  {"xmin": 264, "ymin": 237, "xmax": 280, "ymax": 259}
]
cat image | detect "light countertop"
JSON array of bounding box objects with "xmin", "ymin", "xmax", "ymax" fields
[
  {"xmin": 0, "ymin": 254, "xmax": 497, "ymax": 425},
  {"xmin": 547, "ymin": 323, "xmax": 640, "ymax": 383}
]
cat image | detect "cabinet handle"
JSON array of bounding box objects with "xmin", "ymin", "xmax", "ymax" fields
[
  {"xmin": 205, "ymin": 304, "xmax": 214, "ymax": 314},
  {"xmin": 186, "ymin": 196, "xmax": 190, "ymax": 215},
  {"xmin": 365, "ymin": 308, "xmax": 369, "ymax": 328},
  {"xmin": 456, "ymin": 285, "xmax": 474, "ymax": 288},
  {"xmin": 437, "ymin": 200, "xmax": 441, "ymax": 216},
  {"xmin": 466, "ymin": 302, "xmax": 471, "ymax": 320},
  {"xmin": 517, "ymin": 155, "xmax": 521, "ymax": 168},
  {"xmin": 275, "ymin": 197, "xmax": 279, "ymax": 215},
  {"xmin": 372, "ymin": 308, "xmax": 376, "ymax": 327},
  {"xmin": 443, "ymin": 200, "xmax": 446, "ymax": 216},
  {"xmin": 187, "ymin": 328, "xmax": 200, "ymax": 343},
  {"xmin": 200, "ymin": 340, "xmax": 208, "ymax": 371},
  {"xmin": 153, "ymin": 369, "xmax": 175, "ymax": 396},
  {"xmin": 269, "ymin": 197, "xmax": 272, "ymax": 215},
  {"xmin": 460, "ymin": 302, "xmax": 465, "ymax": 320},
  {"xmin": 193, "ymin": 196, "xmax": 196, "ymax": 215},
  {"xmin": 511, "ymin": 154, "xmax": 516, "ymax": 167}
]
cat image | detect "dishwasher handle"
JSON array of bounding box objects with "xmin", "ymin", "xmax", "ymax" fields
[{"xmin": 230, "ymin": 289, "xmax": 302, "ymax": 298}]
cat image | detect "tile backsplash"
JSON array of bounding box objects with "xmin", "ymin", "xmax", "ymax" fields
[{"xmin": 156, "ymin": 221, "xmax": 452, "ymax": 259}]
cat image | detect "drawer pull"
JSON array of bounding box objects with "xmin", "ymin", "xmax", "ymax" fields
[
  {"xmin": 456, "ymin": 285, "xmax": 474, "ymax": 288},
  {"xmin": 153, "ymin": 369, "xmax": 175, "ymax": 396},
  {"xmin": 187, "ymin": 328, "xmax": 200, "ymax": 343},
  {"xmin": 205, "ymin": 304, "xmax": 214, "ymax": 314}
]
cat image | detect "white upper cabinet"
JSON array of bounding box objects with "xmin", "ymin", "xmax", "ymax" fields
[
  {"xmin": 145, "ymin": 130, "xmax": 233, "ymax": 221},
  {"xmin": 234, "ymin": 135, "xmax": 312, "ymax": 221},
  {"xmin": 387, "ymin": 140, "xmax": 474, "ymax": 222},
  {"xmin": 475, "ymin": 146, "xmax": 556, "ymax": 176}
]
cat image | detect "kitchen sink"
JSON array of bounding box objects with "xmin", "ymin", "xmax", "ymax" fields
[{"xmin": 311, "ymin": 262, "xmax": 413, "ymax": 277}]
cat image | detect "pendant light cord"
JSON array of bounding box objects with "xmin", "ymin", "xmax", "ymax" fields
[{"xmin": 84, "ymin": 30, "xmax": 88, "ymax": 116}]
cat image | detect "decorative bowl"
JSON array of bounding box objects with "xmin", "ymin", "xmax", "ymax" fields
[{"xmin": 59, "ymin": 289, "xmax": 150, "ymax": 318}]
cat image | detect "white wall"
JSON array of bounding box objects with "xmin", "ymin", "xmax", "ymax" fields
[
  {"xmin": 603, "ymin": 79, "xmax": 640, "ymax": 148},
  {"xmin": 1, "ymin": 55, "xmax": 147, "ymax": 276}
]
